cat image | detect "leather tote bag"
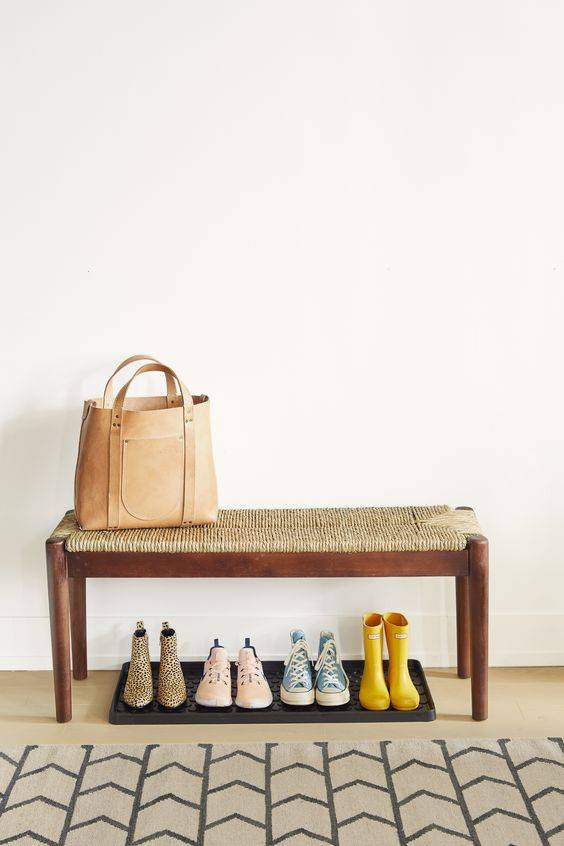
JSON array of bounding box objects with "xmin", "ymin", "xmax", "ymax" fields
[{"xmin": 74, "ymin": 355, "xmax": 218, "ymax": 529}]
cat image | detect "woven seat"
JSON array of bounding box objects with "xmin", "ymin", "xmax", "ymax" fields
[{"xmin": 55, "ymin": 506, "xmax": 481, "ymax": 555}]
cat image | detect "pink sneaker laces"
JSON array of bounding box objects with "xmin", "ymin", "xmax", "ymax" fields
[
  {"xmin": 204, "ymin": 653, "xmax": 230, "ymax": 685},
  {"xmin": 237, "ymin": 654, "xmax": 265, "ymax": 686}
]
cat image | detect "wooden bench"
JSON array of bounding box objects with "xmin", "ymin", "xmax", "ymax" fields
[{"xmin": 46, "ymin": 505, "xmax": 489, "ymax": 722}]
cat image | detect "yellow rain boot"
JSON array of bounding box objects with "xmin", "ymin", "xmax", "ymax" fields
[
  {"xmin": 359, "ymin": 613, "xmax": 390, "ymax": 710},
  {"xmin": 383, "ymin": 612, "xmax": 420, "ymax": 711}
]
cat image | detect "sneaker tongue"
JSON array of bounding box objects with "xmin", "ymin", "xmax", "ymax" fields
[
  {"xmin": 319, "ymin": 631, "xmax": 335, "ymax": 651},
  {"xmin": 291, "ymin": 629, "xmax": 306, "ymax": 645},
  {"xmin": 209, "ymin": 646, "xmax": 229, "ymax": 663},
  {"xmin": 238, "ymin": 646, "xmax": 256, "ymax": 664}
]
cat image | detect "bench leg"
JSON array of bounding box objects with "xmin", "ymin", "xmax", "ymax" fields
[
  {"xmin": 46, "ymin": 539, "xmax": 72, "ymax": 722},
  {"xmin": 468, "ymin": 536, "xmax": 489, "ymax": 720},
  {"xmin": 455, "ymin": 576, "xmax": 470, "ymax": 678},
  {"xmin": 69, "ymin": 576, "xmax": 87, "ymax": 681}
]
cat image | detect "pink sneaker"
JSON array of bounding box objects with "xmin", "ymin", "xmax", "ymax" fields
[
  {"xmin": 195, "ymin": 639, "xmax": 232, "ymax": 708},
  {"xmin": 235, "ymin": 638, "xmax": 273, "ymax": 709}
]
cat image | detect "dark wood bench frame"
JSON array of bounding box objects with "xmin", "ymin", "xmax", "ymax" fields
[{"xmin": 46, "ymin": 506, "xmax": 488, "ymax": 723}]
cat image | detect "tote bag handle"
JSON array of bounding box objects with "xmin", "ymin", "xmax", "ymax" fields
[
  {"xmin": 107, "ymin": 363, "xmax": 195, "ymax": 529},
  {"xmin": 111, "ymin": 363, "xmax": 194, "ymax": 418},
  {"xmin": 102, "ymin": 354, "xmax": 177, "ymax": 408}
]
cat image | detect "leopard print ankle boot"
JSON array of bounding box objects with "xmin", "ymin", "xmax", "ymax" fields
[
  {"xmin": 157, "ymin": 622, "xmax": 187, "ymax": 708},
  {"xmin": 123, "ymin": 621, "xmax": 153, "ymax": 708}
]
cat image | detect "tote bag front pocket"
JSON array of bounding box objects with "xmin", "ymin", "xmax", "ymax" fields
[{"xmin": 121, "ymin": 435, "xmax": 184, "ymax": 521}]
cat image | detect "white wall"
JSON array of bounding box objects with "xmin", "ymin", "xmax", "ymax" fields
[{"xmin": 1, "ymin": 1, "xmax": 563, "ymax": 670}]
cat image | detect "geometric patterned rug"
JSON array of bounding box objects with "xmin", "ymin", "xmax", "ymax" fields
[{"xmin": 0, "ymin": 738, "xmax": 562, "ymax": 845}]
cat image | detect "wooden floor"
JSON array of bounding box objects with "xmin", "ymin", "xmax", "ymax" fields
[{"xmin": 0, "ymin": 667, "xmax": 562, "ymax": 745}]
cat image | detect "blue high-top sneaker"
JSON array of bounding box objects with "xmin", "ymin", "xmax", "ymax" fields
[
  {"xmin": 280, "ymin": 630, "xmax": 314, "ymax": 705},
  {"xmin": 314, "ymin": 631, "xmax": 350, "ymax": 706}
]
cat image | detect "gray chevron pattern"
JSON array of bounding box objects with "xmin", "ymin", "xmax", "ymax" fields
[{"xmin": 0, "ymin": 738, "xmax": 562, "ymax": 844}]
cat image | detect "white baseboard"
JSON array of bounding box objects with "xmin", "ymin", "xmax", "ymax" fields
[{"xmin": 0, "ymin": 613, "xmax": 562, "ymax": 670}]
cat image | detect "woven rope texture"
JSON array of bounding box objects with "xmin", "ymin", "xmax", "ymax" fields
[{"xmin": 53, "ymin": 506, "xmax": 482, "ymax": 554}]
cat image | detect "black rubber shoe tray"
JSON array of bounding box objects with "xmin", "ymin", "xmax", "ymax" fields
[{"xmin": 109, "ymin": 659, "xmax": 435, "ymax": 724}]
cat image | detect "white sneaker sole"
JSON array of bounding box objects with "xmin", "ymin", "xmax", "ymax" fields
[
  {"xmin": 195, "ymin": 694, "xmax": 232, "ymax": 708},
  {"xmin": 315, "ymin": 688, "xmax": 350, "ymax": 707},
  {"xmin": 280, "ymin": 687, "xmax": 315, "ymax": 706},
  {"xmin": 235, "ymin": 695, "xmax": 273, "ymax": 709}
]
